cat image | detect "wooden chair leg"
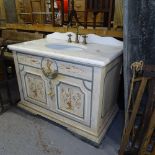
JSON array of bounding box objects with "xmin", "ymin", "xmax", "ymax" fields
[
  {"xmin": 84, "ymin": 10, "xmax": 88, "ymax": 29},
  {"xmin": 152, "ymin": 146, "xmax": 155, "ymax": 155},
  {"xmin": 93, "ymin": 12, "xmax": 98, "ymax": 29},
  {"xmin": 103, "ymin": 12, "xmax": 108, "ymax": 27},
  {"xmin": 84, "ymin": 0, "xmax": 88, "ymax": 29},
  {"xmin": 108, "ymin": 0, "xmax": 114, "ymax": 29}
]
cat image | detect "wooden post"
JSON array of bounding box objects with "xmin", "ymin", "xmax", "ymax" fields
[
  {"xmin": 60, "ymin": 0, "xmax": 64, "ymax": 26},
  {"xmin": 119, "ymin": 78, "xmax": 148, "ymax": 155},
  {"xmin": 15, "ymin": 0, "xmax": 22, "ymax": 23},
  {"xmin": 84, "ymin": 0, "xmax": 88, "ymax": 28},
  {"xmin": 152, "ymin": 146, "xmax": 155, "ymax": 155},
  {"xmin": 108, "ymin": 0, "xmax": 114, "ymax": 29},
  {"xmin": 0, "ymin": 0, "xmax": 6, "ymax": 20},
  {"xmin": 138, "ymin": 110, "xmax": 155, "ymax": 155},
  {"xmin": 50, "ymin": 0, "xmax": 55, "ymax": 26}
]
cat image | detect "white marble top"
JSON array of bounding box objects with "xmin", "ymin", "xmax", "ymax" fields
[{"xmin": 8, "ymin": 38, "xmax": 123, "ymax": 67}]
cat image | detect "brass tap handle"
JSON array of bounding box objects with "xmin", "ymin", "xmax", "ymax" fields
[
  {"xmin": 82, "ymin": 35, "xmax": 88, "ymax": 44},
  {"xmin": 68, "ymin": 34, "xmax": 72, "ymax": 43}
]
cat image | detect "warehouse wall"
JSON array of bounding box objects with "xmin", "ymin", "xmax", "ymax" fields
[
  {"xmin": 0, "ymin": 0, "xmax": 6, "ymax": 20},
  {"xmin": 3, "ymin": 0, "xmax": 17, "ymax": 23},
  {"xmin": 124, "ymin": 0, "xmax": 155, "ymax": 108}
]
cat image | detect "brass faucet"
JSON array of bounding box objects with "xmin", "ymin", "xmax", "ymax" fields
[
  {"xmin": 67, "ymin": 23, "xmax": 80, "ymax": 43},
  {"xmin": 75, "ymin": 24, "xmax": 79, "ymax": 43},
  {"xmin": 67, "ymin": 23, "xmax": 87, "ymax": 44}
]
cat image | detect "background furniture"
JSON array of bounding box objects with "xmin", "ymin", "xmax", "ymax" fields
[
  {"xmin": 113, "ymin": 0, "xmax": 123, "ymax": 29},
  {"xmin": 13, "ymin": 0, "xmax": 116, "ymax": 29},
  {"xmin": 3, "ymin": 0, "xmax": 17, "ymax": 23},
  {"xmin": 84, "ymin": 0, "xmax": 114, "ymax": 29},
  {"xmin": 0, "ymin": 30, "xmax": 44, "ymax": 113},
  {"xmin": 119, "ymin": 63, "xmax": 155, "ymax": 155},
  {"xmin": 0, "ymin": 49, "xmax": 15, "ymax": 113}
]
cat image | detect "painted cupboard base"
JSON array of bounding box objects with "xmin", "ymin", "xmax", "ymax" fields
[{"xmin": 17, "ymin": 101, "xmax": 118, "ymax": 144}]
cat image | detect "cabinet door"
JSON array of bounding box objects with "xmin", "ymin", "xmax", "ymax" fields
[
  {"xmin": 18, "ymin": 61, "xmax": 92, "ymax": 126},
  {"xmin": 19, "ymin": 64, "xmax": 51, "ymax": 109},
  {"xmin": 52, "ymin": 75, "xmax": 92, "ymax": 126}
]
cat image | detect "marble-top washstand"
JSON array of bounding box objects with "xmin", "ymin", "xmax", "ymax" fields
[
  {"xmin": 8, "ymin": 33, "xmax": 123, "ymax": 144},
  {"xmin": 8, "ymin": 36, "xmax": 123, "ymax": 67}
]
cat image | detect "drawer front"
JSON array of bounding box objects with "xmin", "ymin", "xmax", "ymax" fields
[
  {"xmin": 17, "ymin": 53, "xmax": 93, "ymax": 81},
  {"xmin": 17, "ymin": 53, "xmax": 42, "ymax": 68},
  {"xmin": 56, "ymin": 60, "xmax": 93, "ymax": 81}
]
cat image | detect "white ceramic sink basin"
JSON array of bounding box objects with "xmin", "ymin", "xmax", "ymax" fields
[{"xmin": 45, "ymin": 43, "xmax": 87, "ymax": 51}]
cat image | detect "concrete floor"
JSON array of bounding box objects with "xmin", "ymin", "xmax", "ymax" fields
[{"xmin": 0, "ymin": 107, "xmax": 124, "ymax": 155}]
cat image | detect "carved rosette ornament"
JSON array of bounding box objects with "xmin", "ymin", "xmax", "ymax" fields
[{"xmin": 41, "ymin": 58, "xmax": 58, "ymax": 79}]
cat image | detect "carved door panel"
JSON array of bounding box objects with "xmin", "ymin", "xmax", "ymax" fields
[
  {"xmin": 52, "ymin": 75, "xmax": 92, "ymax": 126},
  {"xmin": 19, "ymin": 64, "xmax": 51, "ymax": 109},
  {"xmin": 18, "ymin": 58, "xmax": 92, "ymax": 126}
]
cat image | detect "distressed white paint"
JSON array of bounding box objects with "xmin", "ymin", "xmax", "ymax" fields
[{"xmin": 8, "ymin": 39, "xmax": 122, "ymax": 144}]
